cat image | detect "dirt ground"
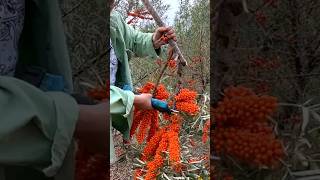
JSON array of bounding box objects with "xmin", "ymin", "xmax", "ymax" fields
[
  {"xmin": 110, "ymin": 158, "xmax": 132, "ymax": 180},
  {"xmin": 110, "ymin": 129, "xmax": 210, "ymax": 180},
  {"xmin": 110, "ymin": 129, "xmax": 133, "ymax": 180}
]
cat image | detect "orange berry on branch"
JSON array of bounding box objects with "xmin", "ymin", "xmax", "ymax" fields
[
  {"xmin": 202, "ymin": 120, "xmax": 210, "ymax": 143},
  {"xmin": 175, "ymin": 101, "xmax": 199, "ymax": 115},
  {"xmin": 141, "ymin": 129, "xmax": 165, "ymax": 161},
  {"xmin": 167, "ymin": 59, "xmax": 177, "ymax": 69}
]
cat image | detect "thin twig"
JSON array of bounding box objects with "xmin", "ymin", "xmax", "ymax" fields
[
  {"xmin": 152, "ymin": 60, "xmax": 169, "ymax": 97},
  {"xmin": 152, "ymin": 47, "xmax": 176, "ymax": 96}
]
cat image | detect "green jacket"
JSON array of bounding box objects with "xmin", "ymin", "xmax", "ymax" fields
[
  {"xmin": 0, "ymin": 0, "xmax": 79, "ymax": 179},
  {"xmin": 110, "ymin": 11, "xmax": 166, "ymax": 163}
]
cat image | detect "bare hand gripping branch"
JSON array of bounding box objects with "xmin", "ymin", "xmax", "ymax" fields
[{"xmin": 141, "ymin": 0, "xmax": 188, "ymax": 66}]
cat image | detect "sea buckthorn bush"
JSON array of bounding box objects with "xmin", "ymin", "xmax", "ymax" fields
[{"xmin": 130, "ymin": 82, "xmax": 209, "ymax": 179}]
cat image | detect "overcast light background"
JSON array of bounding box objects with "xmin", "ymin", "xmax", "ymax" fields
[
  {"xmin": 121, "ymin": 0, "xmax": 195, "ymax": 26},
  {"xmin": 164, "ymin": 0, "xmax": 180, "ymax": 26},
  {"xmin": 164, "ymin": 0, "xmax": 195, "ymax": 26}
]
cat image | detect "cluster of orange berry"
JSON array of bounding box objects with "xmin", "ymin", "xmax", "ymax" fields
[
  {"xmin": 191, "ymin": 56, "xmax": 203, "ymax": 63},
  {"xmin": 167, "ymin": 59, "xmax": 177, "ymax": 69},
  {"xmin": 134, "ymin": 114, "xmax": 182, "ymax": 180},
  {"xmin": 138, "ymin": 82, "xmax": 169, "ymax": 100},
  {"xmin": 214, "ymin": 128, "xmax": 284, "ymax": 168},
  {"xmin": 213, "ymin": 87, "xmax": 277, "ymax": 128},
  {"xmin": 213, "ymin": 86, "xmax": 284, "ymax": 168},
  {"xmin": 174, "ymin": 88, "xmax": 199, "ymax": 115},
  {"xmin": 155, "ymin": 59, "xmax": 176, "ymax": 70},
  {"xmin": 130, "ymin": 82, "xmax": 169, "ymax": 143},
  {"xmin": 131, "ymin": 108, "xmax": 159, "ymax": 143}
]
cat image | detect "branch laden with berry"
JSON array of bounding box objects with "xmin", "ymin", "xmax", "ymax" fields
[{"xmin": 130, "ymin": 81, "xmax": 210, "ymax": 179}]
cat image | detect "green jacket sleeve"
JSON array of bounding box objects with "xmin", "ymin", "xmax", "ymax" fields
[
  {"xmin": 110, "ymin": 85, "xmax": 134, "ymax": 118},
  {"xmin": 0, "ymin": 76, "xmax": 79, "ymax": 177},
  {"xmin": 110, "ymin": 85, "xmax": 134, "ymax": 136},
  {"xmin": 115, "ymin": 11, "xmax": 168, "ymax": 60},
  {"xmin": 110, "ymin": 85, "xmax": 135, "ymax": 155}
]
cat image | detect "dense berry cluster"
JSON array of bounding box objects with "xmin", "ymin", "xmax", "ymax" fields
[
  {"xmin": 135, "ymin": 114, "xmax": 182, "ymax": 180},
  {"xmin": 138, "ymin": 82, "xmax": 169, "ymax": 100},
  {"xmin": 213, "ymin": 86, "xmax": 284, "ymax": 168},
  {"xmin": 131, "ymin": 82, "xmax": 169, "ymax": 143},
  {"xmin": 214, "ymin": 128, "xmax": 284, "ymax": 168},
  {"xmin": 175, "ymin": 88, "xmax": 199, "ymax": 115},
  {"xmin": 131, "ymin": 109, "xmax": 159, "ymax": 143},
  {"xmin": 213, "ymin": 88, "xmax": 277, "ymax": 128}
]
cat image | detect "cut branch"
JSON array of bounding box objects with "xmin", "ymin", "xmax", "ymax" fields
[{"xmin": 140, "ymin": 0, "xmax": 188, "ymax": 66}]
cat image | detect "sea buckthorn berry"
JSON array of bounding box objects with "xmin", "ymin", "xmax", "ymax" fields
[{"xmin": 213, "ymin": 86, "xmax": 284, "ymax": 169}]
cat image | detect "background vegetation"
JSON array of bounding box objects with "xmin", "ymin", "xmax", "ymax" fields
[
  {"xmin": 59, "ymin": 0, "xmax": 108, "ymax": 93},
  {"xmin": 212, "ymin": 0, "xmax": 320, "ymax": 179}
]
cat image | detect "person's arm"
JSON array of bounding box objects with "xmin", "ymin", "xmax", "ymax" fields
[
  {"xmin": 109, "ymin": 85, "xmax": 152, "ymax": 116},
  {"xmin": 113, "ymin": 11, "xmax": 168, "ymax": 59},
  {"xmin": 0, "ymin": 76, "xmax": 79, "ymax": 176}
]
